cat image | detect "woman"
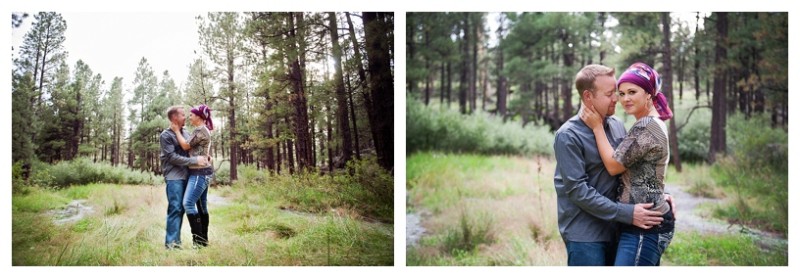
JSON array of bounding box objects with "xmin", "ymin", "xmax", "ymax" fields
[
  {"xmin": 581, "ymin": 62, "xmax": 675, "ymax": 266},
  {"xmin": 171, "ymin": 104, "xmax": 214, "ymax": 248}
]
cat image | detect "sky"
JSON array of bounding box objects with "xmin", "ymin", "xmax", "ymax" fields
[{"xmin": 12, "ymin": 12, "xmax": 202, "ymax": 95}]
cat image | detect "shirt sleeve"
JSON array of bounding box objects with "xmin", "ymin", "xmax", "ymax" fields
[
  {"xmin": 161, "ymin": 132, "xmax": 197, "ymax": 166},
  {"xmin": 554, "ymin": 131, "xmax": 635, "ymax": 224},
  {"xmin": 613, "ymin": 123, "xmax": 652, "ymax": 169}
]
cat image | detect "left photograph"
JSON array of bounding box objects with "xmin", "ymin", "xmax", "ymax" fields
[{"xmin": 11, "ymin": 12, "xmax": 394, "ymax": 266}]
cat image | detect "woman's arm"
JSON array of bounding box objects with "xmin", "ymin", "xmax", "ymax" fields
[
  {"xmin": 580, "ymin": 105, "xmax": 626, "ymax": 176},
  {"xmin": 592, "ymin": 126, "xmax": 626, "ymax": 176},
  {"xmin": 170, "ymin": 123, "xmax": 191, "ymax": 151}
]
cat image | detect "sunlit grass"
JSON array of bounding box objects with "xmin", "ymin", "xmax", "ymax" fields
[
  {"xmin": 13, "ymin": 179, "xmax": 392, "ymax": 266},
  {"xmin": 407, "ymin": 152, "xmax": 563, "ymax": 266}
]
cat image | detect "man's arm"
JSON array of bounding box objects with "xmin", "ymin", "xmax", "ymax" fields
[
  {"xmin": 161, "ymin": 132, "xmax": 198, "ymax": 166},
  {"xmin": 554, "ymin": 132, "xmax": 634, "ymax": 224}
]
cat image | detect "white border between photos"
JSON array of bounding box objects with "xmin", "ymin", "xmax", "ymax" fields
[{"xmin": 2, "ymin": 0, "xmax": 798, "ymax": 277}]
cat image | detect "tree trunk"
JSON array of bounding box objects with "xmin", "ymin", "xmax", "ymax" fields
[
  {"xmin": 458, "ymin": 13, "xmax": 469, "ymax": 115},
  {"xmin": 326, "ymin": 101, "xmax": 334, "ymax": 173},
  {"xmin": 347, "ymin": 73, "xmax": 361, "ymax": 160},
  {"xmin": 363, "ymin": 12, "xmax": 394, "ymax": 171},
  {"xmin": 440, "ymin": 62, "xmax": 446, "ymax": 105},
  {"xmin": 446, "ymin": 61, "xmax": 452, "ymax": 108},
  {"xmin": 407, "ymin": 13, "xmax": 417, "ymax": 95},
  {"xmin": 470, "ymin": 14, "xmax": 479, "ymax": 113},
  {"xmin": 496, "ymin": 47, "xmax": 507, "ymax": 120},
  {"xmin": 708, "ymin": 12, "xmax": 728, "ymax": 163},
  {"xmin": 662, "ymin": 12, "xmax": 682, "ymax": 172},
  {"xmin": 560, "ymin": 28, "xmax": 574, "ymax": 123},
  {"xmin": 289, "ymin": 12, "xmax": 313, "ymax": 172},
  {"xmin": 328, "ymin": 12, "xmax": 353, "ymax": 168},
  {"xmin": 695, "ymin": 12, "xmax": 702, "ymax": 101}
]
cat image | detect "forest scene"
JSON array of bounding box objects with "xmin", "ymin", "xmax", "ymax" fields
[
  {"xmin": 406, "ymin": 12, "xmax": 787, "ymax": 266},
  {"xmin": 11, "ymin": 12, "xmax": 394, "ymax": 266}
]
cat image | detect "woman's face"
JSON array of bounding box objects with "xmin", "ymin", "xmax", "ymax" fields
[
  {"xmin": 618, "ymin": 82, "xmax": 651, "ymax": 119},
  {"xmin": 189, "ymin": 112, "xmax": 203, "ymax": 126}
]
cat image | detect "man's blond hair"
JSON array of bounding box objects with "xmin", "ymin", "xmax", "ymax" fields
[
  {"xmin": 575, "ymin": 64, "xmax": 615, "ymax": 97},
  {"xmin": 166, "ymin": 105, "xmax": 184, "ymax": 122}
]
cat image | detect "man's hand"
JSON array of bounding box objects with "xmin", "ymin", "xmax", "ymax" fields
[
  {"xmin": 196, "ymin": 155, "xmax": 208, "ymax": 166},
  {"xmin": 664, "ymin": 194, "xmax": 676, "ymax": 220},
  {"xmin": 632, "ymin": 203, "xmax": 664, "ymax": 229}
]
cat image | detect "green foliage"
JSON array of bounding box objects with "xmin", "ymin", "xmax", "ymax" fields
[
  {"xmin": 664, "ymin": 231, "xmax": 787, "ymax": 265},
  {"xmin": 234, "ymin": 158, "xmax": 393, "ymax": 223},
  {"xmin": 25, "ymin": 158, "xmax": 156, "ymax": 189},
  {"xmin": 407, "ymin": 99, "xmax": 553, "ymax": 156},
  {"xmin": 710, "ymin": 114, "xmax": 787, "ymax": 234},
  {"xmin": 442, "ymin": 212, "xmax": 495, "ymax": 255},
  {"xmin": 675, "ymin": 108, "xmax": 711, "ymax": 162}
]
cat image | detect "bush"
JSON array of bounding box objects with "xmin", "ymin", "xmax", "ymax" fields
[
  {"xmin": 23, "ymin": 158, "xmax": 157, "ymax": 189},
  {"xmin": 711, "ymin": 114, "xmax": 788, "ymax": 234},
  {"xmin": 240, "ymin": 157, "xmax": 393, "ymax": 222},
  {"xmin": 407, "ymin": 98, "xmax": 553, "ymax": 156},
  {"xmin": 676, "ymin": 109, "xmax": 711, "ymax": 162}
]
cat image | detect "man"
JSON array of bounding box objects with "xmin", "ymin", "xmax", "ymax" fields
[
  {"xmin": 553, "ymin": 64, "xmax": 666, "ymax": 266},
  {"xmin": 160, "ymin": 105, "xmax": 208, "ymax": 249}
]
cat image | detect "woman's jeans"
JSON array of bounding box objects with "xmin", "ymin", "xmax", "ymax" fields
[
  {"xmin": 183, "ymin": 174, "xmax": 210, "ymax": 215},
  {"xmin": 165, "ymin": 179, "xmax": 187, "ymax": 247},
  {"xmin": 614, "ymin": 231, "xmax": 674, "ymax": 266}
]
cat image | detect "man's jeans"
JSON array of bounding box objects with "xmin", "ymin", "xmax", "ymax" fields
[
  {"xmin": 614, "ymin": 231, "xmax": 674, "ymax": 266},
  {"xmin": 183, "ymin": 175, "xmax": 210, "ymax": 215},
  {"xmin": 165, "ymin": 179, "xmax": 187, "ymax": 247},
  {"xmin": 565, "ymin": 240, "xmax": 617, "ymax": 266}
]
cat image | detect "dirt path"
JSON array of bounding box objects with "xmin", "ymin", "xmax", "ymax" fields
[
  {"xmin": 667, "ymin": 183, "xmax": 731, "ymax": 235},
  {"xmin": 668, "ymin": 183, "xmax": 787, "ymax": 253}
]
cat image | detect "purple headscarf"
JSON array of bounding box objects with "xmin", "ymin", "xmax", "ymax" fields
[
  {"xmin": 190, "ymin": 104, "xmax": 214, "ymax": 131},
  {"xmin": 617, "ymin": 62, "xmax": 673, "ymax": 121}
]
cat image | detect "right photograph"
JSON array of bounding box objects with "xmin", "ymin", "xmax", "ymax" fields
[{"xmin": 406, "ymin": 12, "xmax": 787, "ymax": 266}]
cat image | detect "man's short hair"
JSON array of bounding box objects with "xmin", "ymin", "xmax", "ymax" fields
[
  {"xmin": 166, "ymin": 105, "xmax": 184, "ymax": 121},
  {"xmin": 575, "ymin": 64, "xmax": 615, "ymax": 97}
]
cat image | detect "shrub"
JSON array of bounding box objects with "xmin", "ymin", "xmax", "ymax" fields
[
  {"xmin": 23, "ymin": 158, "xmax": 157, "ymax": 188},
  {"xmin": 710, "ymin": 114, "xmax": 788, "ymax": 234},
  {"xmin": 407, "ymin": 98, "xmax": 553, "ymax": 156},
  {"xmin": 676, "ymin": 109, "xmax": 711, "ymax": 162}
]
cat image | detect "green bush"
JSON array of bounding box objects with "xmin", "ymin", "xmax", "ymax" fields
[
  {"xmin": 711, "ymin": 114, "xmax": 788, "ymax": 234},
  {"xmin": 239, "ymin": 157, "xmax": 393, "ymax": 222},
  {"xmin": 407, "ymin": 98, "xmax": 553, "ymax": 156},
  {"xmin": 23, "ymin": 158, "xmax": 156, "ymax": 189},
  {"xmin": 676, "ymin": 109, "xmax": 711, "ymax": 162}
]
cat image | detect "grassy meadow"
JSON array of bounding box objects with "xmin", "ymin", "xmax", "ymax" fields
[
  {"xmin": 406, "ymin": 153, "xmax": 787, "ymax": 266},
  {"xmin": 12, "ymin": 159, "xmax": 393, "ymax": 266}
]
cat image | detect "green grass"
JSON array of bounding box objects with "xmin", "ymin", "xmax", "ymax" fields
[
  {"xmin": 13, "ymin": 162, "xmax": 393, "ymax": 266},
  {"xmin": 407, "ymin": 152, "xmax": 562, "ymax": 266},
  {"xmin": 408, "ymin": 152, "xmax": 787, "ymax": 266},
  {"xmin": 663, "ymin": 231, "xmax": 787, "ymax": 266}
]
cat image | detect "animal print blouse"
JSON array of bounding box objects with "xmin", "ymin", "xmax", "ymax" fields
[
  {"xmin": 614, "ymin": 116, "xmax": 670, "ymax": 215},
  {"xmin": 188, "ymin": 126, "xmax": 212, "ymax": 170}
]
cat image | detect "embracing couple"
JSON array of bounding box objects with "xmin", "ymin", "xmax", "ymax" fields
[
  {"xmin": 554, "ymin": 63, "xmax": 676, "ymax": 266},
  {"xmin": 160, "ymin": 104, "xmax": 215, "ymax": 250}
]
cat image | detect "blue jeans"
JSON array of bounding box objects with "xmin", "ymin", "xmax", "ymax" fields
[
  {"xmin": 565, "ymin": 241, "xmax": 617, "ymax": 266},
  {"xmin": 614, "ymin": 231, "xmax": 674, "ymax": 266},
  {"xmin": 183, "ymin": 175, "xmax": 210, "ymax": 215},
  {"xmin": 165, "ymin": 179, "xmax": 187, "ymax": 247}
]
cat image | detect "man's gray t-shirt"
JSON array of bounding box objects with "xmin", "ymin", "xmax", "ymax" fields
[
  {"xmin": 160, "ymin": 128, "xmax": 198, "ymax": 181},
  {"xmin": 553, "ymin": 114, "xmax": 635, "ymax": 242}
]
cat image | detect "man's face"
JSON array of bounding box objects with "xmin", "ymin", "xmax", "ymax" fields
[
  {"xmin": 584, "ymin": 75, "xmax": 618, "ymax": 117},
  {"xmin": 172, "ymin": 108, "xmax": 186, "ymax": 127}
]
